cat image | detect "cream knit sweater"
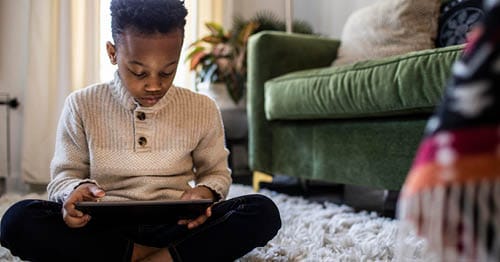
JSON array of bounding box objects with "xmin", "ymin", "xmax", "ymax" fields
[{"xmin": 47, "ymin": 74, "xmax": 231, "ymax": 203}]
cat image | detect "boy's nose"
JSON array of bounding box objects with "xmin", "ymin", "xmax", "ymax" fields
[{"xmin": 144, "ymin": 79, "xmax": 162, "ymax": 91}]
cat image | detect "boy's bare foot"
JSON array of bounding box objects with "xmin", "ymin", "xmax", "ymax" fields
[{"xmin": 131, "ymin": 243, "xmax": 173, "ymax": 262}]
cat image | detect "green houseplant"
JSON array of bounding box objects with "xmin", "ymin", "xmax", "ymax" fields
[{"xmin": 187, "ymin": 11, "xmax": 314, "ymax": 105}]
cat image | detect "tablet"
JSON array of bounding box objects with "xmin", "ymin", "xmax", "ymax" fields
[{"xmin": 74, "ymin": 199, "xmax": 213, "ymax": 224}]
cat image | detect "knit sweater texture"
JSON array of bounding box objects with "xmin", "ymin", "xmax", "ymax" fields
[{"xmin": 47, "ymin": 74, "xmax": 231, "ymax": 203}]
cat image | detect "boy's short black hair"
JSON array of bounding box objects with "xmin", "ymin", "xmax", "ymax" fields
[{"xmin": 110, "ymin": 0, "xmax": 188, "ymax": 44}]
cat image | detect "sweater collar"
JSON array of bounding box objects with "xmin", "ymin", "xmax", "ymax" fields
[{"xmin": 110, "ymin": 71, "xmax": 175, "ymax": 112}]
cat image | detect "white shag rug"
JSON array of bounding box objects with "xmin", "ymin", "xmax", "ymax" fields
[{"xmin": 0, "ymin": 184, "xmax": 427, "ymax": 261}]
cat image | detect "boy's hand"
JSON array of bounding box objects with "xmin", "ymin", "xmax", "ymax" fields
[
  {"xmin": 62, "ymin": 183, "xmax": 105, "ymax": 228},
  {"xmin": 178, "ymin": 186, "xmax": 215, "ymax": 229}
]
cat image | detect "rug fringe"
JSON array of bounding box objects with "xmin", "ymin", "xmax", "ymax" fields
[{"xmin": 396, "ymin": 179, "xmax": 500, "ymax": 261}]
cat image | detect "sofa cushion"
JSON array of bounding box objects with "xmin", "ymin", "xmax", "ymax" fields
[
  {"xmin": 333, "ymin": 0, "xmax": 440, "ymax": 66},
  {"xmin": 264, "ymin": 45, "xmax": 464, "ymax": 121}
]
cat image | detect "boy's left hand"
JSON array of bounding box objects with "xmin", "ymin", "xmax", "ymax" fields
[{"xmin": 178, "ymin": 186, "xmax": 215, "ymax": 229}]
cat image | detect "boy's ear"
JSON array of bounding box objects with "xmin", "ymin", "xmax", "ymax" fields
[{"xmin": 106, "ymin": 41, "xmax": 117, "ymax": 65}]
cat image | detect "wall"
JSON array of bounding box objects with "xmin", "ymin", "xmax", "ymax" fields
[
  {"xmin": 227, "ymin": 0, "xmax": 286, "ymax": 23},
  {"xmin": 293, "ymin": 0, "xmax": 378, "ymax": 38},
  {"xmin": 228, "ymin": 0, "xmax": 378, "ymax": 38},
  {"xmin": 0, "ymin": 0, "xmax": 30, "ymax": 185}
]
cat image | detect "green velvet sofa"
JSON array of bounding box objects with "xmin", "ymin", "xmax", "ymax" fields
[{"xmin": 247, "ymin": 31, "xmax": 464, "ymax": 190}]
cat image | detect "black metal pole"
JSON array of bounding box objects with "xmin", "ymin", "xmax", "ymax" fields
[
  {"xmin": 0, "ymin": 98, "xmax": 19, "ymax": 109},
  {"xmin": 0, "ymin": 96, "xmax": 20, "ymax": 178}
]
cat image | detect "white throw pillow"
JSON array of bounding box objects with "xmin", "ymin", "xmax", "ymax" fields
[{"xmin": 333, "ymin": 0, "xmax": 440, "ymax": 66}]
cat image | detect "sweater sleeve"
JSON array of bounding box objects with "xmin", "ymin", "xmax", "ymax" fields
[
  {"xmin": 47, "ymin": 93, "xmax": 96, "ymax": 203},
  {"xmin": 192, "ymin": 99, "xmax": 232, "ymax": 200}
]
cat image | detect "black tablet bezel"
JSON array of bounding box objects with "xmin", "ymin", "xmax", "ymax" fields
[{"xmin": 74, "ymin": 199, "xmax": 214, "ymax": 224}]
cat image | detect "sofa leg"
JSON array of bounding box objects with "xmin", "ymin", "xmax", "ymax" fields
[
  {"xmin": 252, "ymin": 171, "xmax": 273, "ymax": 192},
  {"xmin": 382, "ymin": 189, "xmax": 400, "ymax": 218}
]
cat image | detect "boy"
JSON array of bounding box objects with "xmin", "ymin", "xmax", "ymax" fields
[{"xmin": 0, "ymin": 0, "xmax": 281, "ymax": 261}]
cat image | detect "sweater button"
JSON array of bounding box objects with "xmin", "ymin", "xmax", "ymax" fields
[
  {"xmin": 138, "ymin": 137, "xmax": 147, "ymax": 146},
  {"xmin": 136, "ymin": 112, "xmax": 146, "ymax": 120}
]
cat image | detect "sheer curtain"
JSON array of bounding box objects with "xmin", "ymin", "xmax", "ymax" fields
[{"xmin": 21, "ymin": 0, "xmax": 100, "ymax": 185}]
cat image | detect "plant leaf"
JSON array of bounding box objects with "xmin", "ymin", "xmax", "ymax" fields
[
  {"xmin": 238, "ymin": 21, "xmax": 260, "ymax": 45},
  {"xmin": 188, "ymin": 39, "xmax": 206, "ymax": 48},
  {"xmin": 189, "ymin": 51, "xmax": 208, "ymax": 70},
  {"xmin": 205, "ymin": 22, "xmax": 224, "ymax": 37},
  {"xmin": 185, "ymin": 46, "xmax": 205, "ymax": 62},
  {"xmin": 202, "ymin": 35, "xmax": 223, "ymax": 44}
]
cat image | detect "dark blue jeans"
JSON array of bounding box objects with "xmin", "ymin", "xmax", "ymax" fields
[{"xmin": 0, "ymin": 194, "xmax": 281, "ymax": 262}]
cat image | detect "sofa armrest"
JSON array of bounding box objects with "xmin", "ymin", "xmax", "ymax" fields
[{"xmin": 247, "ymin": 31, "xmax": 341, "ymax": 173}]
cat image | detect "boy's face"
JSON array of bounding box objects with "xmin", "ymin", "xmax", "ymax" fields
[{"xmin": 106, "ymin": 29, "xmax": 183, "ymax": 107}]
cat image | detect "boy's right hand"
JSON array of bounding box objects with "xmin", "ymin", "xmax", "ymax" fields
[{"xmin": 62, "ymin": 183, "xmax": 105, "ymax": 228}]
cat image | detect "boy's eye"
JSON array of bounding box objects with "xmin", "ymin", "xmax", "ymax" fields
[
  {"xmin": 160, "ymin": 72, "xmax": 174, "ymax": 78},
  {"xmin": 128, "ymin": 69, "xmax": 146, "ymax": 78},
  {"xmin": 133, "ymin": 72, "xmax": 146, "ymax": 78}
]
